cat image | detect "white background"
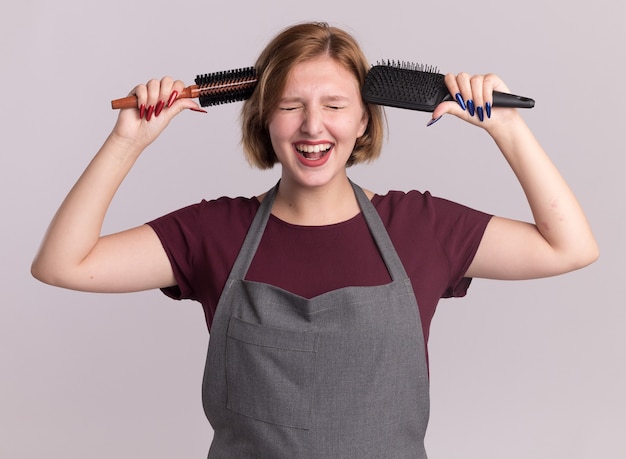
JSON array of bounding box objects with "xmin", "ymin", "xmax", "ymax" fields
[{"xmin": 2, "ymin": 1, "xmax": 624, "ymax": 458}]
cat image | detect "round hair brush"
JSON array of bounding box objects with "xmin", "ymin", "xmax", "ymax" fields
[{"xmin": 110, "ymin": 67, "xmax": 257, "ymax": 109}]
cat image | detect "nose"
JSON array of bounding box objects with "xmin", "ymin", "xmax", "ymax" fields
[{"xmin": 300, "ymin": 107, "xmax": 324, "ymax": 135}]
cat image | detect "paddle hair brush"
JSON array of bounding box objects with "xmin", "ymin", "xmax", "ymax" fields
[
  {"xmin": 362, "ymin": 61, "xmax": 535, "ymax": 112},
  {"xmin": 110, "ymin": 67, "xmax": 257, "ymax": 109}
]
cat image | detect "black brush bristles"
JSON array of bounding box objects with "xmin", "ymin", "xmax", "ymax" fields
[
  {"xmin": 363, "ymin": 61, "xmax": 449, "ymax": 112},
  {"xmin": 362, "ymin": 60, "xmax": 534, "ymax": 112},
  {"xmin": 195, "ymin": 67, "xmax": 258, "ymax": 107}
]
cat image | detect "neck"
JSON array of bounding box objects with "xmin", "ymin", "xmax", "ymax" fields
[{"xmin": 271, "ymin": 175, "xmax": 361, "ymax": 226}]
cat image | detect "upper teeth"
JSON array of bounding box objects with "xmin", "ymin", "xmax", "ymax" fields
[{"xmin": 295, "ymin": 143, "xmax": 332, "ymax": 153}]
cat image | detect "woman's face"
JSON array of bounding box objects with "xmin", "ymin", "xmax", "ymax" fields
[{"xmin": 267, "ymin": 56, "xmax": 368, "ymax": 189}]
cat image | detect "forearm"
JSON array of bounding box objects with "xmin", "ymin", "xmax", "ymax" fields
[
  {"xmin": 31, "ymin": 133, "xmax": 144, "ymax": 284},
  {"xmin": 488, "ymin": 114, "xmax": 599, "ymax": 267}
]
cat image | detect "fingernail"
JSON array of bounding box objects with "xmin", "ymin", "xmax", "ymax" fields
[
  {"xmin": 455, "ymin": 93, "xmax": 466, "ymax": 111},
  {"xmin": 167, "ymin": 90, "xmax": 178, "ymax": 108},
  {"xmin": 189, "ymin": 107, "xmax": 208, "ymax": 114},
  {"xmin": 477, "ymin": 105, "xmax": 484, "ymax": 122},
  {"xmin": 467, "ymin": 99, "xmax": 475, "ymax": 117},
  {"xmin": 486, "ymin": 102, "xmax": 492, "ymax": 119},
  {"xmin": 426, "ymin": 115, "xmax": 442, "ymax": 127},
  {"xmin": 155, "ymin": 100, "xmax": 165, "ymax": 117},
  {"xmin": 139, "ymin": 104, "xmax": 146, "ymax": 119},
  {"xmin": 146, "ymin": 105, "xmax": 155, "ymax": 121}
]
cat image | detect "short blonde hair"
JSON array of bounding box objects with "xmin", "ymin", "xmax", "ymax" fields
[{"xmin": 241, "ymin": 22, "xmax": 384, "ymax": 169}]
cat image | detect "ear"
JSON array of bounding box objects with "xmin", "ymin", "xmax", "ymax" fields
[{"xmin": 357, "ymin": 107, "xmax": 369, "ymax": 138}]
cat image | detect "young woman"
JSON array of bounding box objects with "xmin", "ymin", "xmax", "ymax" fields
[{"xmin": 31, "ymin": 22, "xmax": 598, "ymax": 458}]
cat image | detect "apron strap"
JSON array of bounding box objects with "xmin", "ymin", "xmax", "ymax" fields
[
  {"xmin": 350, "ymin": 180, "xmax": 410, "ymax": 282},
  {"xmin": 227, "ymin": 180, "xmax": 410, "ymax": 283},
  {"xmin": 226, "ymin": 182, "xmax": 278, "ymax": 282}
]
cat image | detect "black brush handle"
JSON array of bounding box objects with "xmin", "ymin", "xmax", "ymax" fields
[
  {"xmin": 492, "ymin": 91, "xmax": 535, "ymax": 108},
  {"xmin": 442, "ymin": 91, "xmax": 534, "ymax": 108}
]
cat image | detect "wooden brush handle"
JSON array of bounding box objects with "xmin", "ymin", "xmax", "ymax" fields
[{"xmin": 111, "ymin": 85, "xmax": 200, "ymax": 109}]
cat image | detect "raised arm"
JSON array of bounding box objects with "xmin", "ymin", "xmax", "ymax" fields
[
  {"xmin": 31, "ymin": 77, "xmax": 205, "ymax": 292},
  {"xmin": 430, "ymin": 72, "xmax": 599, "ymax": 280}
]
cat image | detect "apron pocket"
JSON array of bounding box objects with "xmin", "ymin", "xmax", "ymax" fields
[{"xmin": 225, "ymin": 316, "xmax": 317, "ymax": 430}]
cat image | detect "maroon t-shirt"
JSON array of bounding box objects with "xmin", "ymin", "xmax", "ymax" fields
[{"xmin": 147, "ymin": 189, "xmax": 492, "ymax": 346}]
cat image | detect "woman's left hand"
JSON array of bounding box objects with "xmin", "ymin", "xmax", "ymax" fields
[{"xmin": 429, "ymin": 72, "xmax": 519, "ymax": 128}]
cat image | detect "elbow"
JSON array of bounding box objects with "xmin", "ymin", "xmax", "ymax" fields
[
  {"xmin": 583, "ymin": 242, "xmax": 600, "ymax": 268},
  {"xmin": 567, "ymin": 240, "xmax": 600, "ymax": 273},
  {"xmin": 31, "ymin": 257, "xmax": 64, "ymax": 288},
  {"xmin": 583, "ymin": 234, "xmax": 600, "ymax": 267},
  {"xmin": 30, "ymin": 259, "xmax": 53, "ymax": 286}
]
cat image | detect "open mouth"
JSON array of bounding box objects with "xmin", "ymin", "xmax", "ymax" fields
[{"xmin": 294, "ymin": 143, "xmax": 333, "ymax": 161}]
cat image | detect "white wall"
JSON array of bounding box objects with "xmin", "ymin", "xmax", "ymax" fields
[{"xmin": 2, "ymin": 1, "xmax": 624, "ymax": 457}]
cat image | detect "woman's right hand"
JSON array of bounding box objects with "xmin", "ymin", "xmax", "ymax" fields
[{"xmin": 111, "ymin": 76, "xmax": 206, "ymax": 151}]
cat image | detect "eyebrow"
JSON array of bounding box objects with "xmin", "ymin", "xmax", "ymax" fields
[{"xmin": 279, "ymin": 95, "xmax": 351, "ymax": 104}]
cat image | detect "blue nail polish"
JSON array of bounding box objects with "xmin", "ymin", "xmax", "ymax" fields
[
  {"xmin": 426, "ymin": 115, "xmax": 442, "ymax": 127},
  {"xmin": 455, "ymin": 93, "xmax": 466, "ymax": 111},
  {"xmin": 486, "ymin": 102, "xmax": 492, "ymax": 119},
  {"xmin": 467, "ymin": 100, "xmax": 475, "ymax": 116},
  {"xmin": 477, "ymin": 105, "xmax": 484, "ymax": 122}
]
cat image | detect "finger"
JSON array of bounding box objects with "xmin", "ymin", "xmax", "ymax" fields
[
  {"xmin": 445, "ymin": 72, "xmax": 468, "ymax": 112},
  {"xmin": 130, "ymin": 84, "xmax": 148, "ymax": 119},
  {"xmin": 430, "ymin": 72, "xmax": 473, "ymax": 122},
  {"xmin": 456, "ymin": 72, "xmax": 473, "ymax": 113},
  {"xmin": 166, "ymin": 79, "xmax": 186, "ymax": 108},
  {"xmin": 168, "ymin": 79, "xmax": 207, "ymax": 114},
  {"xmin": 482, "ymin": 73, "xmax": 503, "ymax": 119},
  {"xmin": 160, "ymin": 80, "xmax": 207, "ymax": 118},
  {"xmin": 470, "ymin": 75, "xmax": 484, "ymax": 121},
  {"xmin": 429, "ymin": 73, "xmax": 462, "ymax": 124},
  {"xmin": 145, "ymin": 79, "xmax": 161, "ymax": 121},
  {"xmin": 155, "ymin": 76, "xmax": 175, "ymax": 117}
]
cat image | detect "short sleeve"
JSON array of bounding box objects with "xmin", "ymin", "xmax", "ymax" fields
[
  {"xmin": 374, "ymin": 190, "xmax": 492, "ymax": 300},
  {"xmin": 427, "ymin": 195, "xmax": 492, "ymax": 297},
  {"xmin": 146, "ymin": 196, "xmax": 260, "ymax": 304}
]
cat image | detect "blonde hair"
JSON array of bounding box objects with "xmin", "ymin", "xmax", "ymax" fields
[{"xmin": 241, "ymin": 22, "xmax": 384, "ymax": 169}]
